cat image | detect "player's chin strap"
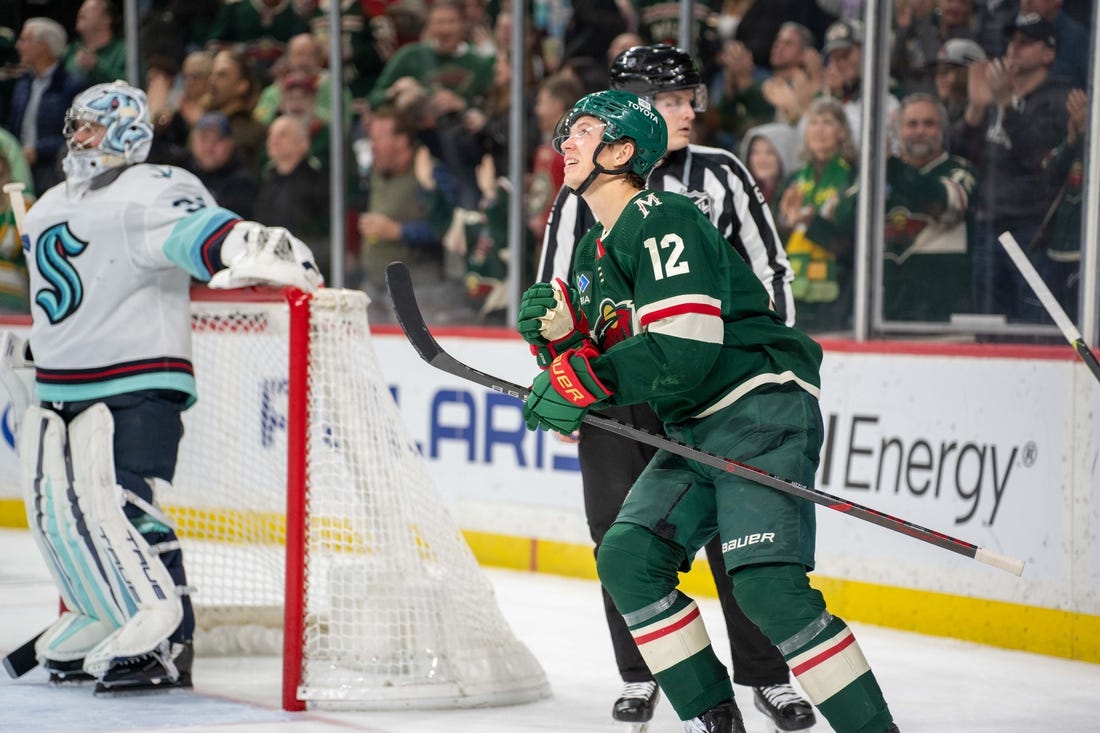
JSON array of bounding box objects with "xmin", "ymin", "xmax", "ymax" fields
[
  {"xmin": 569, "ymin": 143, "xmax": 633, "ymax": 196},
  {"xmin": 21, "ymin": 404, "xmax": 187, "ymax": 678}
]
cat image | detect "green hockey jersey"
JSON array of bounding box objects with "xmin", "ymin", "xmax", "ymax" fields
[{"xmin": 573, "ymin": 190, "xmax": 822, "ymax": 424}]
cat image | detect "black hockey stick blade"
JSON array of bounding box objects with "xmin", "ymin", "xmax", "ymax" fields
[
  {"xmin": 386, "ymin": 262, "xmax": 1025, "ymax": 576},
  {"xmin": 998, "ymin": 231, "xmax": 1100, "ymax": 385},
  {"xmin": 3, "ymin": 631, "xmax": 41, "ymax": 678}
]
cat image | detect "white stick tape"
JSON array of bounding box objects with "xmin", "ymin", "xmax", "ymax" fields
[{"xmin": 997, "ymin": 231, "xmax": 1082, "ymax": 344}]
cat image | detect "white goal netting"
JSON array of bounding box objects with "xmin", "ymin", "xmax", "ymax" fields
[{"xmin": 170, "ymin": 287, "xmax": 549, "ymax": 710}]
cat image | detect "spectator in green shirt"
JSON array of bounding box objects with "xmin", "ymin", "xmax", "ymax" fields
[{"xmin": 65, "ymin": 0, "xmax": 126, "ymax": 87}]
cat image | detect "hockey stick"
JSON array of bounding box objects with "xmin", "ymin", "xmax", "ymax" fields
[
  {"xmin": 385, "ymin": 262, "xmax": 1025, "ymax": 576},
  {"xmin": 998, "ymin": 231, "xmax": 1100, "ymax": 384},
  {"xmin": 2, "ymin": 182, "xmax": 31, "ymax": 254},
  {"xmin": 3, "ymin": 631, "xmax": 42, "ymax": 678},
  {"xmin": 1, "ymin": 181, "xmax": 39, "ymax": 679}
]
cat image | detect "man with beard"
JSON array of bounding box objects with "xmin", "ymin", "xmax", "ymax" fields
[
  {"xmin": 879, "ymin": 94, "xmax": 977, "ymax": 321},
  {"xmin": 827, "ymin": 93, "xmax": 977, "ymax": 322}
]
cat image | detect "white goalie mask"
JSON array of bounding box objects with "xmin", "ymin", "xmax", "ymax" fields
[{"xmin": 62, "ymin": 81, "xmax": 154, "ymax": 187}]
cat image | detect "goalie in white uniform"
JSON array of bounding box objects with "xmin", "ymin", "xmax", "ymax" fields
[{"xmin": 2, "ymin": 80, "xmax": 321, "ymax": 693}]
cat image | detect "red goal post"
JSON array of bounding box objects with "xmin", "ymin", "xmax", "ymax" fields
[{"xmin": 176, "ymin": 286, "xmax": 549, "ymax": 711}]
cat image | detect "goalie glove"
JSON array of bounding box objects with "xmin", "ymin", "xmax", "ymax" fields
[
  {"xmin": 209, "ymin": 222, "xmax": 323, "ymax": 292},
  {"xmin": 523, "ymin": 342, "xmax": 612, "ymax": 435},
  {"xmin": 517, "ymin": 278, "xmax": 589, "ymax": 368},
  {"xmin": 0, "ymin": 331, "xmax": 34, "ymax": 441}
]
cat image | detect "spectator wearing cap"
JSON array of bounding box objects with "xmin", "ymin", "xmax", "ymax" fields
[
  {"xmin": 187, "ymin": 111, "xmax": 259, "ymax": 219},
  {"xmin": 275, "ymin": 73, "xmax": 330, "ymax": 168},
  {"xmin": 892, "ymin": 0, "xmax": 982, "ymax": 97},
  {"xmin": 953, "ymin": 12, "xmax": 1072, "ymax": 322},
  {"xmin": 933, "ymin": 39, "xmax": 987, "ymax": 129},
  {"xmin": 253, "ymin": 33, "xmax": 354, "ymax": 129},
  {"xmin": 1020, "ymin": 0, "xmax": 1088, "ymax": 88},
  {"xmin": 818, "ymin": 19, "xmax": 900, "ymax": 153}
]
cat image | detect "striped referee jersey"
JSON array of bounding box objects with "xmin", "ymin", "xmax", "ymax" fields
[{"xmin": 537, "ymin": 144, "xmax": 796, "ymax": 326}]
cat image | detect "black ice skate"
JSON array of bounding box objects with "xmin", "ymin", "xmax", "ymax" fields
[
  {"xmin": 683, "ymin": 699, "xmax": 747, "ymax": 733},
  {"xmin": 613, "ymin": 680, "xmax": 661, "ymax": 731},
  {"xmin": 753, "ymin": 683, "xmax": 816, "ymax": 731},
  {"xmin": 94, "ymin": 640, "xmax": 193, "ymax": 695},
  {"xmin": 44, "ymin": 658, "xmax": 94, "ymax": 686}
]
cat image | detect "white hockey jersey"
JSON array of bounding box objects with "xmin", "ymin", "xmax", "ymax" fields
[{"xmin": 23, "ymin": 164, "xmax": 242, "ymax": 405}]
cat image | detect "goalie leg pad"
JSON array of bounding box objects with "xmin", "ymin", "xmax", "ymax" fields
[
  {"xmin": 21, "ymin": 406, "xmax": 125, "ymax": 664},
  {"xmin": 52, "ymin": 404, "xmax": 183, "ymax": 678}
]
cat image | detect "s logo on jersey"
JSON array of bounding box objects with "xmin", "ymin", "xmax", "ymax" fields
[
  {"xmin": 592, "ymin": 297, "xmax": 634, "ymax": 348},
  {"xmin": 35, "ymin": 223, "xmax": 89, "ymax": 324}
]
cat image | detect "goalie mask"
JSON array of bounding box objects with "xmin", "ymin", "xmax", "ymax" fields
[
  {"xmin": 553, "ymin": 90, "xmax": 668, "ymax": 194},
  {"xmin": 62, "ymin": 81, "xmax": 154, "ymax": 186}
]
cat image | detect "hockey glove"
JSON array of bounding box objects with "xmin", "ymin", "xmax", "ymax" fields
[
  {"xmin": 517, "ymin": 278, "xmax": 589, "ymax": 368},
  {"xmin": 523, "ymin": 343, "xmax": 612, "ymax": 435},
  {"xmin": 210, "ymin": 222, "xmax": 324, "ymax": 292}
]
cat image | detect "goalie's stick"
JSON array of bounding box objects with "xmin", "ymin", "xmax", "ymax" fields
[
  {"xmin": 998, "ymin": 231, "xmax": 1100, "ymax": 384},
  {"xmin": 385, "ymin": 262, "xmax": 1025, "ymax": 576},
  {"xmin": 1, "ymin": 180, "xmax": 39, "ymax": 679},
  {"xmin": 3, "ymin": 631, "xmax": 42, "ymax": 678},
  {"xmin": 2, "ymin": 182, "xmax": 31, "ymax": 255}
]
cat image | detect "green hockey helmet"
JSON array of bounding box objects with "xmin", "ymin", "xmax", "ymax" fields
[{"xmin": 553, "ymin": 90, "xmax": 668, "ymax": 178}]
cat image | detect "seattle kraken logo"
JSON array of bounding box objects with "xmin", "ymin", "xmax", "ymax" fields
[{"xmin": 35, "ymin": 223, "xmax": 89, "ymax": 324}]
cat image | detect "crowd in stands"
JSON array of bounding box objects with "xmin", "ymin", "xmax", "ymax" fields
[{"xmin": 0, "ymin": 0, "xmax": 1093, "ymax": 333}]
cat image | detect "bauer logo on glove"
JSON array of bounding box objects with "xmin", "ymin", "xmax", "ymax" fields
[{"xmin": 523, "ymin": 345, "xmax": 612, "ymax": 435}]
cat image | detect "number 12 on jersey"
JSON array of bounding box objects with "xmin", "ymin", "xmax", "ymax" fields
[{"xmin": 643, "ymin": 233, "xmax": 690, "ymax": 280}]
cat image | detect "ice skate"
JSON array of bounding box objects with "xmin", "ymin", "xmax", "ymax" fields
[
  {"xmin": 93, "ymin": 640, "xmax": 193, "ymax": 695},
  {"xmin": 613, "ymin": 680, "xmax": 660, "ymax": 731},
  {"xmin": 683, "ymin": 699, "xmax": 747, "ymax": 733},
  {"xmin": 753, "ymin": 683, "xmax": 816, "ymax": 731},
  {"xmin": 43, "ymin": 658, "xmax": 95, "ymax": 686}
]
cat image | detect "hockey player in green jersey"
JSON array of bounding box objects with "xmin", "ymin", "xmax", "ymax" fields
[{"xmin": 518, "ymin": 89, "xmax": 898, "ymax": 733}]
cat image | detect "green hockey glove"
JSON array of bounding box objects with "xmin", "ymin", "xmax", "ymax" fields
[
  {"xmin": 523, "ymin": 343, "xmax": 612, "ymax": 435},
  {"xmin": 517, "ymin": 279, "xmax": 589, "ymax": 368}
]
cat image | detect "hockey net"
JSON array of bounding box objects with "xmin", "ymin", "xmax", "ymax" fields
[{"xmin": 169, "ymin": 287, "xmax": 549, "ymax": 710}]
